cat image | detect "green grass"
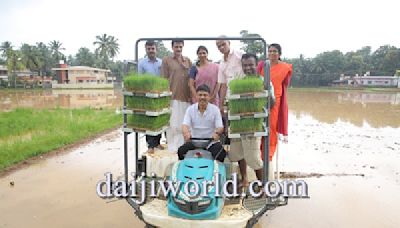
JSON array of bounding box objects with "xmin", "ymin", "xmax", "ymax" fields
[
  {"xmin": 0, "ymin": 108, "xmax": 120, "ymax": 171},
  {"xmin": 229, "ymin": 98, "xmax": 267, "ymax": 114},
  {"xmin": 230, "ymin": 118, "xmax": 263, "ymax": 133},
  {"xmin": 127, "ymin": 114, "xmax": 170, "ymax": 131},
  {"xmin": 229, "ymin": 76, "xmax": 264, "ymax": 94},
  {"xmin": 126, "ymin": 96, "xmax": 170, "ymax": 111},
  {"xmin": 123, "ymin": 73, "xmax": 169, "ymax": 93}
]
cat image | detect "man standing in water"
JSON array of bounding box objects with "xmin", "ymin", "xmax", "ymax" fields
[
  {"xmin": 161, "ymin": 39, "xmax": 192, "ymax": 152},
  {"xmin": 229, "ymin": 53, "xmax": 275, "ymax": 184},
  {"xmin": 138, "ymin": 40, "xmax": 164, "ymax": 154}
]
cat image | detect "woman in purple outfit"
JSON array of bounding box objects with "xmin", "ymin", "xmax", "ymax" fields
[{"xmin": 189, "ymin": 45, "xmax": 220, "ymax": 106}]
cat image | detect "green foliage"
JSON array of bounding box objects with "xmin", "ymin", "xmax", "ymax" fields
[
  {"xmin": 155, "ymin": 41, "xmax": 172, "ymax": 59},
  {"xmin": 240, "ymin": 30, "xmax": 264, "ymax": 58},
  {"xmin": 0, "ymin": 108, "xmax": 120, "ymax": 170},
  {"xmin": 230, "ymin": 118, "xmax": 263, "ymax": 133},
  {"xmin": 229, "ymin": 76, "xmax": 264, "ymax": 94},
  {"xmin": 36, "ymin": 42, "xmax": 53, "ymax": 76},
  {"xmin": 123, "ymin": 74, "xmax": 169, "ymax": 92},
  {"xmin": 127, "ymin": 113, "xmax": 170, "ymax": 131},
  {"xmin": 0, "ymin": 41, "xmax": 13, "ymax": 59},
  {"xmin": 229, "ymin": 98, "xmax": 266, "ymax": 114},
  {"xmin": 20, "ymin": 43, "xmax": 41, "ymax": 73},
  {"xmin": 73, "ymin": 47, "xmax": 96, "ymax": 67},
  {"xmin": 126, "ymin": 96, "xmax": 170, "ymax": 111}
]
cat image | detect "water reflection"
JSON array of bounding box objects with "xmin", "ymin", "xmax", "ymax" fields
[
  {"xmin": 0, "ymin": 89, "xmax": 122, "ymax": 111},
  {"xmin": 1, "ymin": 89, "xmax": 399, "ymax": 128},
  {"xmin": 288, "ymin": 91, "xmax": 400, "ymax": 128}
]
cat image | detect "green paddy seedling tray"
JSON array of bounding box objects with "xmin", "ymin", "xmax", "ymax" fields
[
  {"xmin": 226, "ymin": 90, "xmax": 268, "ymax": 100},
  {"xmin": 229, "ymin": 75, "xmax": 264, "ymax": 95},
  {"xmin": 123, "ymin": 125, "xmax": 169, "ymax": 136},
  {"xmin": 125, "ymin": 113, "xmax": 170, "ymax": 134},
  {"xmin": 228, "ymin": 123, "xmax": 268, "ymax": 139},
  {"xmin": 125, "ymin": 96, "xmax": 170, "ymax": 112},
  {"xmin": 228, "ymin": 98, "xmax": 267, "ymax": 115},
  {"xmin": 228, "ymin": 109, "xmax": 268, "ymax": 120},
  {"xmin": 123, "ymin": 91, "xmax": 172, "ymax": 98},
  {"xmin": 123, "ymin": 108, "xmax": 171, "ymax": 117},
  {"xmin": 123, "ymin": 74, "xmax": 169, "ymax": 93}
]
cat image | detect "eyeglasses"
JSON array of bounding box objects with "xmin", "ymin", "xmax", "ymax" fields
[{"xmin": 268, "ymin": 50, "xmax": 279, "ymax": 53}]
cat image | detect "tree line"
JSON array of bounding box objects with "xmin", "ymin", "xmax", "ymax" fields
[
  {"xmin": 2, "ymin": 31, "xmax": 400, "ymax": 88},
  {"xmin": 0, "ymin": 34, "xmax": 121, "ymax": 86},
  {"xmin": 239, "ymin": 30, "xmax": 400, "ymax": 86}
]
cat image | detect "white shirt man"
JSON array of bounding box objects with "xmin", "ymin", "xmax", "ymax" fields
[{"xmin": 178, "ymin": 84, "xmax": 226, "ymax": 162}]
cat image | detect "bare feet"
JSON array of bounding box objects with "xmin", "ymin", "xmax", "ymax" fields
[
  {"xmin": 238, "ymin": 178, "xmax": 249, "ymax": 194},
  {"xmin": 145, "ymin": 148, "xmax": 155, "ymax": 154},
  {"xmin": 239, "ymin": 178, "xmax": 249, "ymax": 188},
  {"xmin": 156, "ymin": 144, "xmax": 165, "ymax": 150}
]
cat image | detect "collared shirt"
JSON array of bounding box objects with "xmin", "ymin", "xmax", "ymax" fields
[
  {"xmin": 217, "ymin": 49, "xmax": 244, "ymax": 84},
  {"xmin": 161, "ymin": 55, "xmax": 192, "ymax": 102},
  {"xmin": 182, "ymin": 103, "xmax": 223, "ymax": 138},
  {"xmin": 138, "ymin": 57, "xmax": 162, "ymax": 76}
]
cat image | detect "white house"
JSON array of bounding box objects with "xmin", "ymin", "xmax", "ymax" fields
[
  {"xmin": 52, "ymin": 65, "xmax": 115, "ymax": 84},
  {"xmin": 0, "ymin": 65, "xmax": 8, "ymax": 81},
  {"xmin": 353, "ymin": 76, "xmax": 400, "ymax": 88}
]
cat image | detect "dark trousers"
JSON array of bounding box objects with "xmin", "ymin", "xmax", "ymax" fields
[
  {"xmin": 178, "ymin": 142, "xmax": 226, "ymax": 162},
  {"xmin": 221, "ymin": 114, "xmax": 230, "ymax": 145},
  {"xmin": 146, "ymin": 134, "xmax": 162, "ymax": 149}
]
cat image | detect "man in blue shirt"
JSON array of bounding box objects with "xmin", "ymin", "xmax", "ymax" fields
[
  {"xmin": 138, "ymin": 40, "xmax": 162, "ymax": 75},
  {"xmin": 138, "ymin": 40, "xmax": 163, "ymax": 154}
]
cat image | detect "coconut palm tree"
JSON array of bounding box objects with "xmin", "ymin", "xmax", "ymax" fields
[
  {"xmin": 49, "ymin": 40, "xmax": 65, "ymax": 63},
  {"xmin": 93, "ymin": 34, "xmax": 119, "ymax": 68}
]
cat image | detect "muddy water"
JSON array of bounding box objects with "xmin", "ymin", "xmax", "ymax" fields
[
  {"xmin": 0, "ymin": 131, "xmax": 146, "ymax": 227},
  {"xmin": 0, "ymin": 89, "xmax": 122, "ymax": 111},
  {"xmin": 1, "ymin": 90, "xmax": 400, "ymax": 227}
]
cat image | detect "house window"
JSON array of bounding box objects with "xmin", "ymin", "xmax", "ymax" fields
[
  {"xmin": 78, "ymin": 80, "xmax": 83, "ymax": 83},
  {"xmin": 385, "ymin": 81, "xmax": 389, "ymax": 84},
  {"xmin": 368, "ymin": 81, "xmax": 372, "ymax": 84}
]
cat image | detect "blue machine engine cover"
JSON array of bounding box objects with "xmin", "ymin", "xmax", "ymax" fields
[{"xmin": 167, "ymin": 149, "xmax": 226, "ymax": 220}]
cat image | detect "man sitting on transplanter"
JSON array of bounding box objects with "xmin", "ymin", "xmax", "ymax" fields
[{"xmin": 178, "ymin": 84, "xmax": 226, "ymax": 162}]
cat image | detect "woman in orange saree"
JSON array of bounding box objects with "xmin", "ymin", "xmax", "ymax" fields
[{"xmin": 257, "ymin": 43, "xmax": 292, "ymax": 161}]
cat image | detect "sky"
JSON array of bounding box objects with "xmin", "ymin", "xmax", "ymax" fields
[{"xmin": 1, "ymin": 0, "xmax": 399, "ymax": 62}]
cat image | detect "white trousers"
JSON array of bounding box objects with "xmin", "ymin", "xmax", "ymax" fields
[{"xmin": 166, "ymin": 100, "xmax": 190, "ymax": 153}]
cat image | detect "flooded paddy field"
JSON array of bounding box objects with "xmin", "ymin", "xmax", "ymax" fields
[{"xmin": 1, "ymin": 90, "xmax": 399, "ymax": 227}]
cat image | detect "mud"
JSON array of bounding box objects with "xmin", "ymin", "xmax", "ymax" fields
[{"xmin": 278, "ymin": 171, "xmax": 365, "ymax": 179}]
